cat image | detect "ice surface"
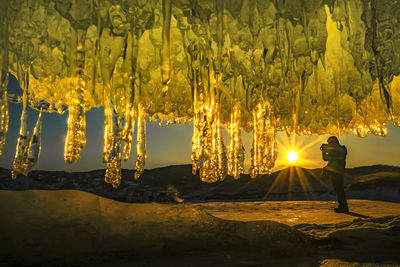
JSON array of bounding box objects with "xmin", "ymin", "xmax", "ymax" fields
[
  {"xmin": 1, "ymin": 0, "xmax": 400, "ymax": 185},
  {"xmin": 1, "ymin": 189, "xmax": 399, "ymax": 265},
  {"xmin": 0, "ymin": 189, "xmax": 314, "ymax": 265}
]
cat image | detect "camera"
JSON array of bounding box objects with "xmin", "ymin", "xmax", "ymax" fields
[
  {"xmin": 320, "ymin": 143, "xmax": 328, "ymax": 152},
  {"xmin": 320, "ymin": 143, "xmax": 330, "ymax": 161}
]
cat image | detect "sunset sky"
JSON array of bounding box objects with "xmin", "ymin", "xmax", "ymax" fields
[{"xmin": 1, "ymin": 75, "xmax": 400, "ymax": 172}]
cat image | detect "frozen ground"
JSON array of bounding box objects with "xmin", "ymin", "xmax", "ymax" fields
[
  {"xmin": 1, "ymin": 189, "xmax": 399, "ymax": 266},
  {"xmin": 191, "ymin": 200, "xmax": 400, "ymax": 226}
]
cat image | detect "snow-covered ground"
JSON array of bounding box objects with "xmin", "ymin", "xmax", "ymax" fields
[{"xmin": 0, "ymin": 189, "xmax": 399, "ymax": 266}]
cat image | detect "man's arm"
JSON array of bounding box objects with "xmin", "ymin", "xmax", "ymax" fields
[
  {"xmin": 322, "ymin": 150, "xmax": 329, "ymax": 161},
  {"xmin": 327, "ymin": 146, "xmax": 347, "ymax": 160}
]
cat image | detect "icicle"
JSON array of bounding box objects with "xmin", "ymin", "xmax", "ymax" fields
[
  {"xmin": 198, "ymin": 102, "xmax": 225, "ymax": 183},
  {"xmin": 122, "ymin": 102, "xmax": 135, "ymax": 161},
  {"xmin": 134, "ymin": 103, "xmax": 146, "ymax": 179},
  {"xmin": 0, "ymin": 0, "xmax": 9, "ymax": 156},
  {"xmin": 227, "ymin": 102, "xmax": 243, "ymax": 179},
  {"xmin": 104, "ymin": 107, "xmax": 122, "ymax": 188},
  {"xmin": 200, "ymin": 61, "xmax": 219, "ymax": 183},
  {"xmin": 352, "ymin": 108, "xmax": 369, "ymax": 138},
  {"xmin": 392, "ymin": 115, "xmax": 400, "ymax": 127},
  {"xmin": 353, "ymin": 124, "xmax": 368, "ymax": 138},
  {"xmin": 103, "ymin": 96, "xmax": 113, "ymax": 163},
  {"xmin": 215, "ymin": 105, "xmax": 227, "ymax": 181},
  {"xmin": 0, "ymin": 0, "xmax": 9, "ymax": 68},
  {"xmin": 24, "ymin": 111, "xmax": 42, "ymax": 175},
  {"xmin": 191, "ymin": 69, "xmax": 201, "ymax": 175},
  {"xmin": 191, "ymin": 55, "xmax": 226, "ymax": 183},
  {"xmin": 260, "ymin": 114, "xmax": 278, "ymax": 175},
  {"xmin": 191, "ymin": 108, "xmax": 201, "ymax": 175},
  {"xmin": 0, "ymin": 71, "xmax": 9, "ymax": 155},
  {"xmin": 64, "ymin": 78, "xmax": 87, "ymax": 163},
  {"xmin": 369, "ymin": 120, "xmax": 387, "ymax": 136},
  {"xmin": 249, "ymin": 106, "xmax": 260, "ymax": 179},
  {"xmin": 249, "ymin": 103, "xmax": 278, "ymax": 178},
  {"xmin": 104, "ymin": 142, "xmax": 122, "ymax": 188},
  {"xmin": 199, "ymin": 103, "xmax": 217, "ymax": 183},
  {"xmin": 160, "ymin": 0, "xmax": 172, "ymax": 92},
  {"xmin": 12, "ymin": 69, "xmax": 29, "ymax": 179},
  {"xmin": 216, "ymin": 0, "xmax": 224, "ymax": 71},
  {"xmin": 64, "ymin": 27, "xmax": 88, "ymax": 164},
  {"xmin": 123, "ymin": 34, "xmax": 140, "ymax": 161},
  {"xmin": 370, "ymin": 0, "xmax": 393, "ymax": 114}
]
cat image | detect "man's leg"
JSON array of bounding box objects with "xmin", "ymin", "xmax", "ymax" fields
[{"xmin": 331, "ymin": 172, "xmax": 348, "ymax": 212}]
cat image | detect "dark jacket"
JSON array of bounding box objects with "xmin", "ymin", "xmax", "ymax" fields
[{"xmin": 321, "ymin": 143, "xmax": 347, "ymax": 171}]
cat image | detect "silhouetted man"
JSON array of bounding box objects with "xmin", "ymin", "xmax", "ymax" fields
[{"xmin": 321, "ymin": 136, "xmax": 348, "ymax": 213}]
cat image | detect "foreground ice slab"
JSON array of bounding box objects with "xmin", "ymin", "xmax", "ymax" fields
[
  {"xmin": 0, "ymin": 189, "xmax": 314, "ymax": 265},
  {"xmin": 1, "ymin": 190, "xmax": 399, "ymax": 265}
]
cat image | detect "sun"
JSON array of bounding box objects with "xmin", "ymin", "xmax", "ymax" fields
[{"xmin": 287, "ymin": 150, "xmax": 298, "ymax": 163}]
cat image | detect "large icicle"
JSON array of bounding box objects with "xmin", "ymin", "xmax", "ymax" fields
[
  {"xmin": 0, "ymin": 72, "xmax": 9, "ymax": 156},
  {"xmin": 134, "ymin": 103, "xmax": 146, "ymax": 179},
  {"xmin": 215, "ymin": 105, "xmax": 227, "ymax": 181},
  {"xmin": 11, "ymin": 108, "xmax": 42, "ymax": 178},
  {"xmin": 64, "ymin": 77, "xmax": 87, "ymax": 163},
  {"xmin": 122, "ymin": 101, "xmax": 135, "ymax": 161},
  {"xmin": 160, "ymin": 0, "xmax": 172, "ymax": 92},
  {"xmin": 216, "ymin": 0, "xmax": 224, "ymax": 70},
  {"xmin": 0, "ymin": 0, "xmax": 9, "ymax": 156},
  {"xmin": 260, "ymin": 103, "xmax": 278, "ymax": 174},
  {"xmin": 99, "ymin": 13, "xmax": 127, "ymax": 166},
  {"xmin": 122, "ymin": 35, "xmax": 140, "ymax": 162},
  {"xmin": 191, "ymin": 64, "xmax": 201, "ymax": 175},
  {"xmin": 191, "ymin": 106, "xmax": 201, "ymax": 174},
  {"xmin": 190, "ymin": 44, "xmax": 227, "ymax": 182},
  {"xmin": 25, "ymin": 111, "xmax": 42, "ymax": 174},
  {"xmin": 103, "ymin": 97, "xmax": 113, "ymax": 163},
  {"xmin": 64, "ymin": 28, "xmax": 88, "ymax": 164},
  {"xmin": 104, "ymin": 101, "xmax": 122, "ymax": 188},
  {"xmin": 227, "ymin": 102, "xmax": 244, "ymax": 179},
  {"xmin": 249, "ymin": 106, "xmax": 260, "ymax": 178},
  {"xmin": 249, "ymin": 103, "xmax": 278, "ymax": 178},
  {"xmin": 198, "ymin": 98, "xmax": 226, "ymax": 183},
  {"xmin": 11, "ymin": 69, "xmax": 29, "ymax": 179},
  {"xmin": 198, "ymin": 102, "xmax": 218, "ymax": 183}
]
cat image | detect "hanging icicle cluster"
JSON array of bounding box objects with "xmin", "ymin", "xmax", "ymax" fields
[
  {"xmin": 191, "ymin": 65, "xmax": 227, "ymax": 183},
  {"xmin": 1, "ymin": 0, "xmax": 400, "ymax": 187},
  {"xmin": 191, "ymin": 100, "xmax": 227, "ymax": 183},
  {"xmin": 249, "ymin": 102, "xmax": 278, "ymax": 178}
]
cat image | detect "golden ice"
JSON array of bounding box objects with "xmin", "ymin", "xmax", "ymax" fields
[{"xmin": 0, "ymin": 0, "xmax": 399, "ymax": 186}]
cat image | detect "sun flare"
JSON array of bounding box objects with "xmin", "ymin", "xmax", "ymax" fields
[
  {"xmin": 264, "ymin": 134, "xmax": 332, "ymax": 199},
  {"xmin": 287, "ymin": 150, "xmax": 298, "ymax": 163}
]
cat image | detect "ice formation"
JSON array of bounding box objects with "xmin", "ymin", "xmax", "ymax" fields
[{"xmin": 0, "ymin": 0, "xmax": 400, "ymax": 186}]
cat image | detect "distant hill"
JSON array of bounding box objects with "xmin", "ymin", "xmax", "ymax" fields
[{"xmin": 1, "ymin": 165, "xmax": 399, "ymax": 202}]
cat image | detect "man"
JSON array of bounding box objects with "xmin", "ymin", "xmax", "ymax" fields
[{"xmin": 321, "ymin": 136, "xmax": 349, "ymax": 213}]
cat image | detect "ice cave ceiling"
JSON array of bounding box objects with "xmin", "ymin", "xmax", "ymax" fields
[{"xmin": 0, "ymin": 0, "xmax": 399, "ymax": 187}]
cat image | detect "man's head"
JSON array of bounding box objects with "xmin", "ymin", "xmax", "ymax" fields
[{"xmin": 327, "ymin": 136, "xmax": 339, "ymax": 145}]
